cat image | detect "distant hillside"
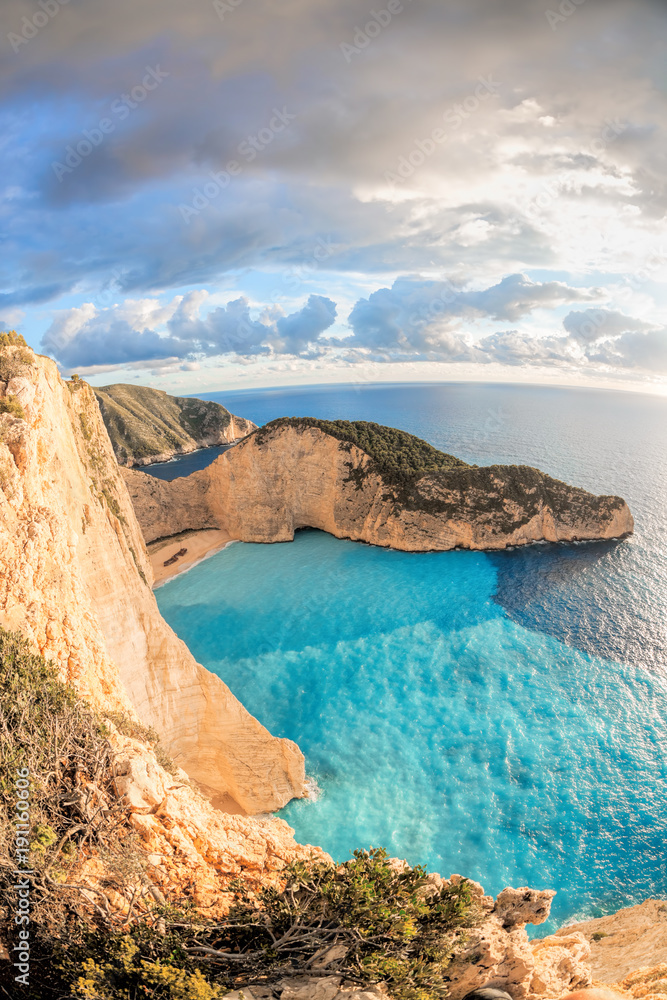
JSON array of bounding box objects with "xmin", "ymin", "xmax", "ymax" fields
[{"xmin": 94, "ymin": 383, "xmax": 256, "ymax": 467}]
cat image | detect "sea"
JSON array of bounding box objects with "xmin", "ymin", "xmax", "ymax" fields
[{"xmin": 152, "ymin": 381, "xmax": 667, "ymax": 935}]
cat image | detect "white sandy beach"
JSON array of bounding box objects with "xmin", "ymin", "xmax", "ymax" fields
[{"xmin": 148, "ymin": 528, "xmax": 233, "ymax": 586}]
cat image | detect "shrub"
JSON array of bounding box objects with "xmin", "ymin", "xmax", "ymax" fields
[
  {"xmin": 253, "ymin": 417, "xmax": 469, "ymax": 485},
  {"xmin": 0, "ymin": 330, "xmax": 27, "ymax": 349},
  {"xmin": 54, "ymin": 849, "xmax": 480, "ymax": 999},
  {"xmin": 0, "ymin": 331, "xmax": 33, "ymax": 382},
  {"xmin": 0, "ymin": 630, "xmax": 145, "ymax": 939},
  {"xmin": 0, "ymin": 395, "xmax": 25, "ymax": 419}
]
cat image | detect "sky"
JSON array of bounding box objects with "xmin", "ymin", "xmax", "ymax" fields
[{"xmin": 1, "ymin": 0, "xmax": 667, "ymax": 394}]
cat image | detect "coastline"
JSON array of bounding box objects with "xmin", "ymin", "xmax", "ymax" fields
[{"xmin": 149, "ymin": 528, "xmax": 235, "ymax": 586}]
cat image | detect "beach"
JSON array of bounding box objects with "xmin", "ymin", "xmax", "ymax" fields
[{"xmin": 148, "ymin": 528, "xmax": 233, "ymax": 586}]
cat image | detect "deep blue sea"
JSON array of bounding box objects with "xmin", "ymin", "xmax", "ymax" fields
[{"xmin": 155, "ymin": 382, "xmax": 667, "ymax": 934}]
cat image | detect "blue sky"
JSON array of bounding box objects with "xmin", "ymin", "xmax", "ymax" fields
[{"xmin": 1, "ymin": 0, "xmax": 666, "ymax": 393}]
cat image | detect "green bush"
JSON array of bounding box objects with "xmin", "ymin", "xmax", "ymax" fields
[
  {"xmin": 0, "ymin": 330, "xmax": 28, "ymax": 349},
  {"xmin": 253, "ymin": 417, "xmax": 469, "ymax": 485},
  {"xmin": 0, "ymin": 331, "xmax": 33, "ymax": 382},
  {"xmin": 55, "ymin": 849, "xmax": 480, "ymax": 999},
  {"xmin": 0, "ymin": 395, "xmax": 25, "ymax": 418}
]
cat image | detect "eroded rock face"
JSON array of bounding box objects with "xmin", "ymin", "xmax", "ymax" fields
[
  {"xmin": 428, "ymin": 875, "xmax": 590, "ymax": 1000},
  {"xmin": 106, "ymin": 727, "xmax": 327, "ymax": 914},
  {"xmin": 543, "ymin": 899, "xmax": 667, "ymax": 983},
  {"xmin": 124, "ymin": 423, "xmax": 633, "ymax": 551},
  {"xmin": 0, "ymin": 356, "xmax": 305, "ymax": 814}
]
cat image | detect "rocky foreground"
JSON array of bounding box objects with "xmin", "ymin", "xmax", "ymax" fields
[{"xmin": 123, "ymin": 418, "xmax": 633, "ymax": 551}]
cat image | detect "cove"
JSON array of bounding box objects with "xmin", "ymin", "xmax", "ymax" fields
[{"xmin": 156, "ymin": 528, "xmax": 667, "ymax": 936}]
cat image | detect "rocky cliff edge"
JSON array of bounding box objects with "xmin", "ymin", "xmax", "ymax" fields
[{"xmin": 0, "ymin": 351, "xmax": 304, "ymax": 816}]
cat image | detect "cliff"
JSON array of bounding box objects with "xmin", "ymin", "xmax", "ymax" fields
[
  {"xmin": 548, "ymin": 899, "xmax": 667, "ymax": 982},
  {"xmin": 0, "ymin": 351, "xmax": 304, "ymax": 815},
  {"xmin": 123, "ymin": 418, "xmax": 633, "ymax": 550},
  {"xmin": 94, "ymin": 382, "xmax": 256, "ymax": 467},
  {"xmin": 0, "ymin": 355, "xmax": 657, "ymax": 997}
]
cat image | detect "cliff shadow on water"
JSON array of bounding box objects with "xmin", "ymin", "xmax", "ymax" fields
[{"xmin": 489, "ymin": 537, "xmax": 666, "ymax": 672}]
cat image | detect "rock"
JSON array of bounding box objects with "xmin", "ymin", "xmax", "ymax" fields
[
  {"xmin": 617, "ymin": 962, "xmax": 667, "ymax": 1000},
  {"xmin": 544, "ymin": 900, "xmax": 667, "ymax": 983},
  {"xmin": 461, "ymin": 990, "xmax": 513, "ymax": 1000},
  {"xmin": 106, "ymin": 729, "xmax": 329, "ymax": 917},
  {"xmin": 279, "ymin": 976, "xmax": 342, "ymax": 999},
  {"xmin": 562, "ymin": 991, "xmax": 624, "ymax": 1000},
  {"xmin": 311, "ymin": 944, "xmax": 349, "ymax": 969},
  {"xmin": 113, "ymin": 749, "xmax": 170, "ymax": 813},
  {"xmin": 494, "ymin": 888, "xmax": 556, "ymax": 929},
  {"xmin": 0, "ymin": 355, "xmax": 305, "ymax": 814},
  {"xmin": 123, "ymin": 422, "xmax": 633, "ymax": 552},
  {"xmin": 530, "ymin": 932, "xmax": 591, "ymax": 996},
  {"xmin": 443, "ymin": 883, "xmax": 590, "ymax": 1000}
]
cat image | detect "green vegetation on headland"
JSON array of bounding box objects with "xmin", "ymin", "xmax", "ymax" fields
[
  {"xmin": 93, "ymin": 383, "xmax": 254, "ymax": 466},
  {"xmin": 251, "ymin": 416, "xmax": 627, "ymax": 533},
  {"xmin": 0, "ymin": 628, "xmax": 481, "ymax": 999},
  {"xmin": 253, "ymin": 417, "xmax": 470, "ymax": 483}
]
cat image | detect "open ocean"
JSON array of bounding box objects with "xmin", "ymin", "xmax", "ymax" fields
[{"xmin": 154, "ymin": 381, "xmax": 667, "ymax": 934}]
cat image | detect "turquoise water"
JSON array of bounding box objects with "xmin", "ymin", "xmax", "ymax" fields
[{"xmin": 157, "ymin": 383, "xmax": 667, "ymax": 934}]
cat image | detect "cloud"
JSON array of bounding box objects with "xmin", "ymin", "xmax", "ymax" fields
[
  {"xmin": 275, "ymin": 295, "xmax": 337, "ymax": 353},
  {"xmin": 588, "ymin": 329, "xmax": 667, "ymax": 371},
  {"xmin": 345, "ymin": 274, "xmax": 602, "ymax": 355},
  {"xmin": 42, "ymin": 292, "xmax": 338, "ymax": 370},
  {"xmin": 42, "ymin": 302, "xmax": 187, "ymax": 368},
  {"xmin": 39, "ymin": 279, "xmax": 667, "ymax": 378},
  {"xmin": 562, "ymin": 308, "xmax": 654, "ymax": 343},
  {"xmin": 2, "ymin": 0, "xmax": 666, "ymax": 319}
]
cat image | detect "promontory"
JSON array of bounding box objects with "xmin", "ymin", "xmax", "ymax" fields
[
  {"xmin": 122, "ymin": 416, "xmax": 634, "ymax": 551},
  {"xmin": 94, "ymin": 381, "xmax": 256, "ymax": 467}
]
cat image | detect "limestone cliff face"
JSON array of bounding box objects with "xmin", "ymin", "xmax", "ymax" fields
[
  {"xmin": 0, "ymin": 354, "xmax": 305, "ymax": 815},
  {"xmin": 123, "ymin": 422, "xmax": 633, "ymax": 550},
  {"xmin": 94, "ymin": 382, "xmax": 256, "ymax": 467},
  {"xmin": 99, "ymin": 725, "xmax": 328, "ymax": 916},
  {"xmin": 545, "ymin": 899, "xmax": 667, "ymax": 983}
]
